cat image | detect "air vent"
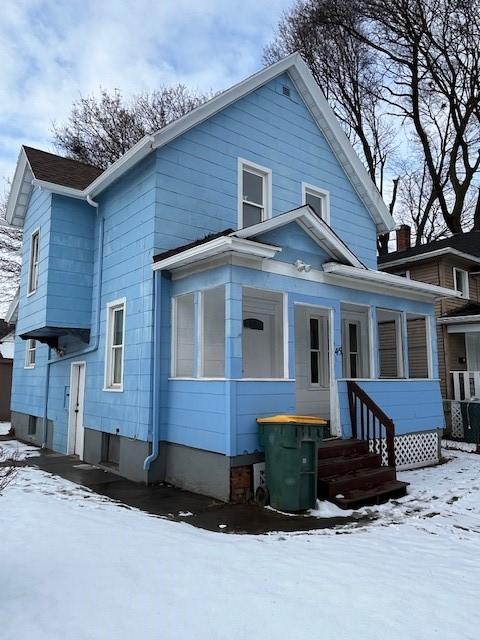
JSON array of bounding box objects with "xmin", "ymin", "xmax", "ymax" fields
[{"xmin": 282, "ymin": 85, "xmax": 290, "ymax": 97}]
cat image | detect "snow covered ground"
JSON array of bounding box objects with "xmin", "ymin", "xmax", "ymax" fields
[{"xmin": 1, "ymin": 446, "xmax": 480, "ymax": 640}]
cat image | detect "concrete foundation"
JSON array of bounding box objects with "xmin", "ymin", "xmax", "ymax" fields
[{"xmin": 11, "ymin": 410, "xmax": 53, "ymax": 449}]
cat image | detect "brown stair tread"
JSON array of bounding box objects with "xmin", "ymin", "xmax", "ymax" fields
[
  {"xmin": 332, "ymin": 480, "xmax": 409, "ymax": 509},
  {"xmin": 317, "ymin": 453, "xmax": 381, "ymax": 477},
  {"xmin": 318, "ymin": 439, "xmax": 369, "ymax": 459},
  {"xmin": 318, "ymin": 465, "xmax": 395, "ymax": 484}
]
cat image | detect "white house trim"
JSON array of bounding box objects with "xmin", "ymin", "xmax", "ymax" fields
[
  {"xmin": 379, "ymin": 247, "xmax": 480, "ymax": 269},
  {"xmin": 301, "ymin": 182, "xmax": 330, "ymax": 224},
  {"xmin": 232, "ymin": 205, "xmax": 364, "ymax": 269},
  {"xmin": 6, "ymin": 54, "xmax": 394, "ymax": 234},
  {"xmin": 152, "ymin": 236, "xmax": 281, "ymax": 272},
  {"xmin": 322, "ymin": 262, "xmax": 462, "ymax": 300}
]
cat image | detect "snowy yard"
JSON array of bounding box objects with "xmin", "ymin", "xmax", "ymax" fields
[{"xmin": 1, "ymin": 442, "xmax": 480, "ymax": 640}]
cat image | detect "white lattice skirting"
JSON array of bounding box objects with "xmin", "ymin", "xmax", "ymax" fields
[
  {"xmin": 370, "ymin": 430, "xmax": 440, "ymax": 470},
  {"xmin": 451, "ymin": 401, "xmax": 465, "ymax": 439}
]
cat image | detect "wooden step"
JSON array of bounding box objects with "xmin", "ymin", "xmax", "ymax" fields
[
  {"xmin": 318, "ymin": 466, "xmax": 396, "ymax": 498},
  {"xmin": 331, "ymin": 480, "xmax": 409, "ymax": 509},
  {"xmin": 317, "ymin": 453, "xmax": 381, "ymax": 478},
  {"xmin": 318, "ymin": 439, "xmax": 369, "ymax": 460}
]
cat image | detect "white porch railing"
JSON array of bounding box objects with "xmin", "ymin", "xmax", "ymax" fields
[{"xmin": 451, "ymin": 371, "xmax": 480, "ymax": 401}]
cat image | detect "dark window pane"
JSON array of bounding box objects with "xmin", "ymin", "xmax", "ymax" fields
[
  {"xmin": 310, "ymin": 352, "xmax": 319, "ymax": 384},
  {"xmin": 243, "ymin": 170, "xmax": 263, "ymax": 205},
  {"xmin": 305, "ymin": 192, "xmax": 323, "ymax": 217},
  {"xmin": 113, "ymin": 309, "xmax": 124, "ymax": 346},
  {"xmin": 310, "ymin": 318, "xmax": 319, "ymax": 349},
  {"xmin": 350, "ymin": 353, "xmax": 357, "ymax": 378},
  {"xmin": 242, "ymin": 203, "xmax": 262, "ymax": 227},
  {"xmin": 349, "ymin": 323, "xmax": 358, "ymax": 352}
]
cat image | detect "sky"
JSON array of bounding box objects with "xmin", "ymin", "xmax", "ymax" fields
[{"xmin": 0, "ymin": 0, "xmax": 293, "ymax": 192}]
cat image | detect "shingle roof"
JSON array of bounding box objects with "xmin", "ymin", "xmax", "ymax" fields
[
  {"xmin": 378, "ymin": 230, "xmax": 480, "ymax": 265},
  {"xmin": 441, "ymin": 302, "xmax": 480, "ymax": 318},
  {"xmin": 153, "ymin": 229, "xmax": 235, "ymax": 263},
  {"xmin": 23, "ymin": 146, "xmax": 102, "ymax": 191}
]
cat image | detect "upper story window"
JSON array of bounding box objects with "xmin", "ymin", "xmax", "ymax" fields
[
  {"xmin": 238, "ymin": 159, "xmax": 271, "ymax": 228},
  {"xmin": 28, "ymin": 230, "xmax": 40, "ymax": 294},
  {"xmin": 25, "ymin": 339, "xmax": 36, "ymax": 368},
  {"xmin": 454, "ymin": 268, "xmax": 469, "ymax": 298},
  {"xmin": 302, "ymin": 183, "xmax": 330, "ymax": 223},
  {"xmin": 105, "ymin": 299, "xmax": 126, "ymax": 391}
]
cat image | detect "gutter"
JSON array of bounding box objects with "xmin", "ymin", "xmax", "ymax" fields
[
  {"xmin": 143, "ymin": 269, "xmax": 161, "ymax": 475},
  {"xmin": 42, "ymin": 200, "xmax": 103, "ymax": 448}
]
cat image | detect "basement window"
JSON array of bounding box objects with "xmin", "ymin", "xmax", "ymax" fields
[{"xmin": 377, "ymin": 309, "xmax": 403, "ymax": 378}]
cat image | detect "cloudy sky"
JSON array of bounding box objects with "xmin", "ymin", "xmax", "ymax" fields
[{"xmin": 0, "ymin": 0, "xmax": 292, "ymax": 191}]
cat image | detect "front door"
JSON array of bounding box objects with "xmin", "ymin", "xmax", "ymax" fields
[
  {"xmin": 68, "ymin": 362, "xmax": 86, "ymax": 457},
  {"xmin": 295, "ymin": 306, "xmax": 331, "ymax": 422}
]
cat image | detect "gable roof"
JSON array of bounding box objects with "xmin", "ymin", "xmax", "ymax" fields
[
  {"xmin": 379, "ymin": 230, "xmax": 480, "ymax": 268},
  {"xmin": 6, "ymin": 53, "xmax": 394, "ymax": 234},
  {"xmin": 232, "ymin": 205, "xmax": 365, "ymax": 269}
]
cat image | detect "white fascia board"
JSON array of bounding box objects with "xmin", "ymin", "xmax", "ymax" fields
[
  {"xmin": 31, "ymin": 179, "xmax": 85, "ymax": 200},
  {"xmin": 323, "ymin": 262, "xmax": 462, "ymax": 300},
  {"xmin": 152, "ymin": 236, "xmax": 281, "ymax": 271},
  {"xmin": 233, "ymin": 205, "xmax": 364, "ymax": 269},
  {"xmin": 438, "ymin": 315, "xmax": 480, "ymax": 325},
  {"xmin": 379, "ymin": 247, "xmax": 480, "ymax": 269},
  {"xmin": 5, "ymin": 288, "xmax": 19, "ymax": 324},
  {"xmin": 5, "ymin": 148, "xmax": 32, "ymax": 226}
]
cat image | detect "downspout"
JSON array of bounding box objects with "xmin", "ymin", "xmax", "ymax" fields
[
  {"xmin": 144, "ymin": 268, "xmax": 161, "ymax": 476},
  {"xmin": 42, "ymin": 197, "xmax": 102, "ymax": 448}
]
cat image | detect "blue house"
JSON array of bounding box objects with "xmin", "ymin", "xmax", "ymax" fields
[{"xmin": 5, "ymin": 54, "xmax": 457, "ymax": 505}]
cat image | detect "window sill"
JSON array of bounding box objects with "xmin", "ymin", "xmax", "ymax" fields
[
  {"xmin": 24, "ymin": 365, "xmax": 35, "ymax": 370},
  {"xmin": 26, "ymin": 290, "xmax": 37, "ymax": 298},
  {"xmin": 102, "ymin": 386, "xmax": 124, "ymax": 393}
]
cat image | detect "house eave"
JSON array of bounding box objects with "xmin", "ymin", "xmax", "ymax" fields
[
  {"xmin": 152, "ymin": 236, "xmax": 281, "ymax": 272},
  {"xmin": 379, "ymin": 247, "xmax": 480, "ymax": 270},
  {"xmin": 323, "ymin": 262, "xmax": 462, "ymax": 301},
  {"xmin": 438, "ymin": 314, "xmax": 480, "ymax": 325}
]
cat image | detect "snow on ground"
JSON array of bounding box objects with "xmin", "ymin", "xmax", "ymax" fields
[
  {"xmin": 2, "ymin": 450, "xmax": 480, "ymax": 640},
  {"xmin": 0, "ymin": 421, "xmax": 11, "ymax": 435}
]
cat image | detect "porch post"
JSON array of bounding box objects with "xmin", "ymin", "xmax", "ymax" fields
[
  {"xmin": 225, "ymin": 281, "xmax": 242, "ymax": 457},
  {"xmin": 369, "ymin": 306, "xmax": 379, "ymax": 378}
]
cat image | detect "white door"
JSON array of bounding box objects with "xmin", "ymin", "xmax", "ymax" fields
[
  {"xmin": 68, "ymin": 362, "xmax": 86, "ymax": 457},
  {"xmin": 295, "ymin": 306, "xmax": 330, "ymax": 420}
]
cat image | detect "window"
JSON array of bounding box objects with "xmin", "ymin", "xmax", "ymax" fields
[
  {"xmin": 377, "ymin": 309, "xmax": 403, "ymax": 378},
  {"xmin": 302, "ymin": 183, "xmax": 330, "ymax": 223},
  {"xmin": 28, "ymin": 415, "xmax": 37, "ymax": 435},
  {"xmin": 172, "ymin": 293, "xmax": 195, "ymax": 377},
  {"xmin": 105, "ymin": 299, "xmax": 125, "ymax": 390},
  {"xmin": 309, "ymin": 315, "xmax": 328, "ymax": 386},
  {"xmin": 454, "ymin": 268, "xmax": 469, "ymax": 298},
  {"xmin": 238, "ymin": 159, "xmax": 271, "ymax": 228},
  {"xmin": 202, "ymin": 286, "xmax": 225, "ymax": 377},
  {"xmin": 341, "ymin": 304, "xmax": 370, "ymax": 379},
  {"xmin": 28, "ymin": 230, "xmax": 40, "ymax": 294},
  {"xmin": 406, "ymin": 314, "xmax": 430, "ymax": 378},
  {"xmin": 25, "ymin": 339, "xmax": 36, "ymax": 368},
  {"xmin": 242, "ymin": 288, "xmax": 285, "ymax": 378}
]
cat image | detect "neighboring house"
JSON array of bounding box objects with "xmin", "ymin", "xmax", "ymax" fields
[
  {"xmin": 5, "ymin": 54, "xmax": 458, "ymax": 505},
  {"xmin": 0, "ymin": 326, "xmax": 14, "ymax": 421},
  {"xmin": 379, "ymin": 226, "xmax": 480, "ymax": 434}
]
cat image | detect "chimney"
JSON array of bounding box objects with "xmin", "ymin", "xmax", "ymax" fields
[{"xmin": 396, "ymin": 225, "xmax": 411, "ymax": 252}]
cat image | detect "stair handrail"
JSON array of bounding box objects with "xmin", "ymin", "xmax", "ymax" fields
[{"xmin": 347, "ymin": 381, "xmax": 396, "ymax": 468}]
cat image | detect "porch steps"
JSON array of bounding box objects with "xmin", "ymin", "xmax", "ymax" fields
[{"xmin": 317, "ymin": 439, "xmax": 408, "ymax": 509}]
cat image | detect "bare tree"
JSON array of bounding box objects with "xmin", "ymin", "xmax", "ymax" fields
[
  {"xmin": 53, "ymin": 85, "xmax": 213, "ymax": 169},
  {"xmin": 0, "ymin": 182, "xmax": 22, "ymax": 317},
  {"xmin": 265, "ymin": 0, "xmax": 400, "ymax": 253},
  {"xmin": 266, "ymin": 0, "xmax": 480, "ymax": 244}
]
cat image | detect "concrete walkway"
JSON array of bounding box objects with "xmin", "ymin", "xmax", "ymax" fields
[{"xmin": 1, "ymin": 438, "xmax": 372, "ymax": 534}]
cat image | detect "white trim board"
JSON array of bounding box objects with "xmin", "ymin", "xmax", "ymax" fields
[
  {"xmin": 6, "ymin": 54, "xmax": 394, "ymax": 234},
  {"xmin": 379, "ymin": 247, "xmax": 480, "ymax": 269}
]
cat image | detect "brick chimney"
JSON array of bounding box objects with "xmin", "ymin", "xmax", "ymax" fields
[{"xmin": 396, "ymin": 225, "xmax": 411, "ymax": 252}]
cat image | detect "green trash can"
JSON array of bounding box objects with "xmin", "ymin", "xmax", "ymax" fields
[
  {"xmin": 462, "ymin": 401, "xmax": 480, "ymax": 444},
  {"xmin": 257, "ymin": 415, "xmax": 328, "ymax": 512}
]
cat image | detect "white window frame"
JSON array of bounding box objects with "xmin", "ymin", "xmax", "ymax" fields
[
  {"xmin": 377, "ymin": 308, "xmax": 404, "ymax": 379},
  {"xmin": 302, "ymin": 182, "xmax": 330, "ymax": 224},
  {"xmin": 27, "ymin": 229, "xmax": 40, "ymax": 295},
  {"xmin": 406, "ymin": 313, "xmax": 433, "ymax": 379},
  {"xmin": 171, "ymin": 292, "xmax": 196, "ymax": 378},
  {"xmin": 454, "ymin": 268, "xmax": 469, "ymax": 298},
  {"xmin": 237, "ymin": 158, "xmax": 272, "ymax": 229},
  {"xmin": 200, "ymin": 286, "xmax": 226, "ymax": 379},
  {"xmin": 24, "ymin": 339, "xmax": 36, "ymax": 369},
  {"xmin": 104, "ymin": 298, "xmax": 126, "ymax": 392}
]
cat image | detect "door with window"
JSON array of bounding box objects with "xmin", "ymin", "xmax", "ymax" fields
[
  {"xmin": 68, "ymin": 362, "xmax": 86, "ymax": 458},
  {"xmin": 295, "ymin": 306, "xmax": 331, "ymax": 422}
]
